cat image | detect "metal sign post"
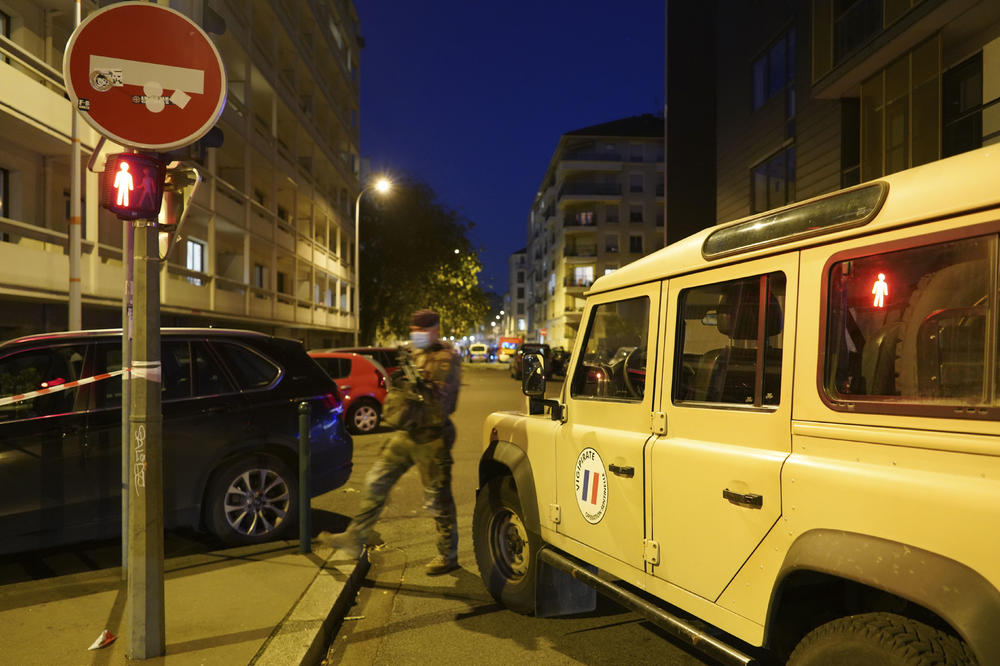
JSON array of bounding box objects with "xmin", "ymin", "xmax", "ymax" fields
[{"xmin": 63, "ymin": 2, "xmax": 226, "ymax": 659}]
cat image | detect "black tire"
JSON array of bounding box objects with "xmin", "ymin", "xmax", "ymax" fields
[
  {"xmin": 346, "ymin": 398, "xmax": 381, "ymax": 434},
  {"xmin": 473, "ymin": 476, "xmax": 539, "ymax": 614},
  {"xmin": 205, "ymin": 454, "xmax": 297, "ymax": 546},
  {"xmin": 788, "ymin": 612, "xmax": 977, "ymax": 666}
]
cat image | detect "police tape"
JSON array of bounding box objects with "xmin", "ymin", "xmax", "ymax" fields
[{"xmin": 0, "ymin": 369, "xmax": 124, "ymax": 408}]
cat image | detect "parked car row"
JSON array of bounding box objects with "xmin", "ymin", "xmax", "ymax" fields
[{"xmin": 0, "ymin": 328, "xmax": 353, "ymax": 555}]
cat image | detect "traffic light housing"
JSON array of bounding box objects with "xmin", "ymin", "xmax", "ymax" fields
[{"xmin": 100, "ymin": 152, "xmax": 167, "ymax": 220}]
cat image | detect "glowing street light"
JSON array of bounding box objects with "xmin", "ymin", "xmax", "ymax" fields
[{"xmin": 354, "ymin": 176, "xmax": 392, "ymax": 345}]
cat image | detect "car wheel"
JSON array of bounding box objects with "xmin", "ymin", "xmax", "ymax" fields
[
  {"xmin": 347, "ymin": 399, "xmax": 380, "ymax": 434},
  {"xmin": 788, "ymin": 612, "xmax": 975, "ymax": 666},
  {"xmin": 206, "ymin": 454, "xmax": 297, "ymax": 546},
  {"xmin": 473, "ymin": 476, "xmax": 539, "ymax": 614}
]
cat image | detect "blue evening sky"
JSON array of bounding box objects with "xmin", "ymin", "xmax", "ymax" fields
[{"xmin": 356, "ymin": 1, "xmax": 665, "ymax": 295}]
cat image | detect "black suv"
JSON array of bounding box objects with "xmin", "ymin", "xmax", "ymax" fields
[{"xmin": 0, "ymin": 328, "xmax": 353, "ymax": 554}]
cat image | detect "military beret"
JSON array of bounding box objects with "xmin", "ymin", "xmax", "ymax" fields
[{"xmin": 410, "ymin": 308, "xmax": 440, "ymax": 328}]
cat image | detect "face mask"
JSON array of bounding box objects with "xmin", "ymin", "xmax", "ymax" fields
[{"xmin": 410, "ymin": 331, "xmax": 431, "ymax": 349}]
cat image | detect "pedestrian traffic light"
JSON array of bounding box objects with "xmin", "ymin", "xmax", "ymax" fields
[{"xmin": 100, "ymin": 152, "xmax": 167, "ymax": 220}]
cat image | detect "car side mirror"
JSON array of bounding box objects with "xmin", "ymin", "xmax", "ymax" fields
[{"xmin": 522, "ymin": 353, "xmax": 546, "ymax": 397}]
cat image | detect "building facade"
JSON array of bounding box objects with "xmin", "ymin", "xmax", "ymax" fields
[
  {"xmin": 0, "ymin": 0, "xmax": 362, "ymax": 347},
  {"xmin": 525, "ymin": 115, "xmax": 665, "ymax": 349},
  {"xmin": 500, "ymin": 248, "xmax": 527, "ymax": 337},
  {"xmin": 712, "ymin": 0, "xmax": 1000, "ymax": 223}
]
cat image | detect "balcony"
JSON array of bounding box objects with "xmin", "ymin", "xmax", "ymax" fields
[
  {"xmin": 557, "ymin": 151, "xmax": 624, "ymax": 177},
  {"xmin": 563, "ymin": 215, "xmax": 597, "ymax": 229},
  {"xmin": 557, "ymin": 182, "xmax": 623, "ymax": 208},
  {"xmin": 563, "ymin": 244, "xmax": 597, "ymax": 259}
]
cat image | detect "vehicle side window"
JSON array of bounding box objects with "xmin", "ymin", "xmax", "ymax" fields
[
  {"xmin": 162, "ymin": 341, "xmax": 192, "ymax": 400},
  {"xmin": 192, "ymin": 342, "xmax": 235, "ymax": 396},
  {"xmin": 571, "ymin": 296, "xmax": 650, "ymax": 402},
  {"xmin": 673, "ymin": 272, "xmax": 785, "ymax": 406},
  {"xmin": 825, "ymin": 234, "xmax": 996, "ymax": 409},
  {"xmin": 213, "ymin": 342, "xmax": 281, "ymax": 389},
  {"xmin": 314, "ymin": 357, "xmax": 350, "ymax": 379},
  {"xmin": 0, "ymin": 345, "xmax": 87, "ymax": 421},
  {"xmin": 94, "ymin": 343, "xmax": 123, "ymax": 408}
]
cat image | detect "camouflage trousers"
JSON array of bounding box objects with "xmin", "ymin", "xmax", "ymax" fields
[{"xmin": 346, "ymin": 420, "xmax": 457, "ymax": 559}]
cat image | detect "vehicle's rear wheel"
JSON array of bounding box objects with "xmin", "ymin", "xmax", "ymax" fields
[
  {"xmin": 473, "ymin": 476, "xmax": 539, "ymax": 614},
  {"xmin": 788, "ymin": 612, "xmax": 976, "ymax": 666},
  {"xmin": 206, "ymin": 454, "xmax": 297, "ymax": 546},
  {"xmin": 347, "ymin": 399, "xmax": 380, "ymax": 434}
]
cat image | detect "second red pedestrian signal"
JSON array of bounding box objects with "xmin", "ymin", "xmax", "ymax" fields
[{"xmin": 100, "ymin": 153, "xmax": 167, "ymax": 220}]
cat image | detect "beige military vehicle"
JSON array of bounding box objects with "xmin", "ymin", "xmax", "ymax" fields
[{"xmin": 473, "ymin": 145, "xmax": 1000, "ymax": 665}]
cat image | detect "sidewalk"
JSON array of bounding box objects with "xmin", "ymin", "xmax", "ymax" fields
[{"xmin": 0, "ymin": 540, "xmax": 368, "ymax": 665}]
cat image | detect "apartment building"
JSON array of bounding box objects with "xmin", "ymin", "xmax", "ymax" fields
[
  {"xmin": 0, "ymin": 0, "xmax": 361, "ymax": 347},
  {"xmin": 712, "ymin": 0, "xmax": 1000, "ymax": 222},
  {"xmin": 500, "ymin": 248, "xmax": 527, "ymax": 337},
  {"xmin": 525, "ymin": 115, "xmax": 665, "ymax": 349}
]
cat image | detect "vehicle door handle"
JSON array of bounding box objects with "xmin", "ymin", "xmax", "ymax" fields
[
  {"xmin": 609, "ymin": 463, "xmax": 634, "ymax": 478},
  {"xmin": 723, "ymin": 489, "xmax": 763, "ymax": 509}
]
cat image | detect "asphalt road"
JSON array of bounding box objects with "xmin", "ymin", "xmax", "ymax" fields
[{"xmin": 323, "ymin": 363, "xmax": 720, "ymax": 666}]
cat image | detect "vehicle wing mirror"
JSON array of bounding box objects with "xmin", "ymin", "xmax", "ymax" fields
[{"xmin": 522, "ymin": 353, "xmax": 546, "ymax": 397}]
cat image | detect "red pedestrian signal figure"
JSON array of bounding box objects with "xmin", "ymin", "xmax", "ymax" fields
[
  {"xmin": 114, "ymin": 161, "xmax": 134, "ymax": 207},
  {"xmin": 872, "ymin": 273, "xmax": 888, "ymax": 308},
  {"xmin": 100, "ymin": 153, "xmax": 166, "ymax": 220}
]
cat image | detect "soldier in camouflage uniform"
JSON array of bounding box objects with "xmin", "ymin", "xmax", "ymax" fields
[{"xmin": 318, "ymin": 309, "xmax": 462, "ymax": 575}]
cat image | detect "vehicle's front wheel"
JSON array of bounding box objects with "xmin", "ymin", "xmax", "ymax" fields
[
  {"xmin": 788, "ymin": 612, "xmax": 976, "ymax": 666},
  {"xmin": 473, "ymin": 476, "xmax": 539, "ymax": 614},
  {"xmin": 206, "ymin": 454, "xmax": 297, "ymax": 546},
  {"xmin": 347, "ymin": 399, "xmax": 380, "ymax": 434}
]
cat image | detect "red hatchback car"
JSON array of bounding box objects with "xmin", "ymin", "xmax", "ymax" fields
[{"xmin": 309, "ymin": 351, "xmax": 388, "ymax": 434}]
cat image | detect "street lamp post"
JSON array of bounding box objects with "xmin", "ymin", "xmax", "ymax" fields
[{"xmin": 354, "ymin": 177, "xmax": 391, "ymax": 345}]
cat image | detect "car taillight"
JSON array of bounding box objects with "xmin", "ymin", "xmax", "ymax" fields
[
  {"xmin": 321, "ymin": 391, "xmax": 341, "ymax": 411},
  {"xmin": 375, "ymin": 368, "xmax": 386, "ymax": 389}
]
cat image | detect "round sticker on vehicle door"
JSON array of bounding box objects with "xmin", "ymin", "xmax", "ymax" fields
[{"xmin": 575, "ymin": 447, "xmax": 608, "ymax": 524}]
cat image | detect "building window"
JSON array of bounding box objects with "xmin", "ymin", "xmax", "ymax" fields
[
  {"xmin": 253, "ymin": 263, "xmax": 267, "ymax": 289},
  {"xmin": 629, "ymin": 205, "xmax": 643, "ymax": 223},
  {"xmin": 604, "ymin": 265, "xmax": 618, "ymax": 275},
  {"xmin": 186, "ymin": 239, "xmax": 205, "ymax": 286},
  {"xmin": 629, "ymin": 174, "xmax": 643, "ymax": 193},
  {"xmin": 629, "ymin": 144, "xmax": 644, "ymax": 162},
  {"xmin": 629, "ymin": 234, "xmax": 643, "ymax": 254},
  {"xmin": 943, "ymin": 53, "xmax": 984, "ymax": 158},
  {"xmin": 517, "ymin": 318, "xmax": 526, "ymax": 331},
  {"xmin": 861, "ymin": 36, "xmax": 940, "ymax": 180},
  {"xmin": 517, "ymin": 303, "xmax": 524, "ymax": 315},
  {"xmin": 605, "ymin": 234, "xmax": 619, "ymax": 253},
  {"xmin": 0, "ymin": 166, "xmax": 9, "ymax": 220},
  {"xmin": 517, "ymin": 286, "xmax": 524, "ymax": 298},
  {"xmin": 605, "ymin": 204, "xmax": 619, "ymax": 223},
  {"xmin": 751, "ymin": 145, "xmax": 796, "ymax": 214},
  {"xmin": 834, "ymin": 0, "xmax": 882, "ymax": 66},
  {"xmin": 0, "ymin": 11, "xmax": 9, "ymax": 65},
  {"xmin": 517, "ymin": 271, "xmax": 524, "ymax": 282},
  {"xmin": 656, "ymin": 211, "xmax": 664, "ymax": 227},
  {"xmin": 277, "ymin": 271, "xmax": 288, "ymax": 294},
  {"xmin": 753, "ymin": 27, "xmax": 796, "ymax": 110},
  {"xmin": 576, "ymin": 210, "xmax": 595, "ymax": 226}
]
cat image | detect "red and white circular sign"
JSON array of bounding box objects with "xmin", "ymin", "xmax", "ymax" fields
[{"xmin": 63, "ymin": 2, "xmax": 226, "ymax": 151}]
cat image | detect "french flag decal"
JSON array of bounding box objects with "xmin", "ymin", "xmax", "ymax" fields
[
  {"xmin": 574, "ymin": 447, "xmax": 608, "ymax": 524},
  {"xmin": 581, "ymin": 470, "xmax": 600, "ymax": 504}
]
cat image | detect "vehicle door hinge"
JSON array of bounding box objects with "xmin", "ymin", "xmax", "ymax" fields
[
  {"xmin": 549, "ymin": 503, "xmax": 561, "ymax": 525},
  {"xmin": 643, "ymin": 539, "xmax": 660, "ymax": 565},
  {"xmin": 650, "ymin": 411, "xmax": 666, "ymax": 435}
]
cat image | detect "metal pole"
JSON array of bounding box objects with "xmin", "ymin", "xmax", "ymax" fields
[
  {"xmin": 126, "ymin": 218, "xmax": 165, "ymax": 659},
  {"xmin": 121, "ymin": 219, "xmax": 132, "ymax": 580},
  {"xmin": 298, "ymin": 401, "xmax": 311, "ymax": 553},
  {"xmin": 68, "ymin": 0, "xmax": 82, "ymax": 330},
  {"xmin": 353, "ymin": 188, "xmax": 365, "ymax": 346}
]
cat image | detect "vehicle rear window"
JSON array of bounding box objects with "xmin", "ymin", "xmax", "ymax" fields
[
  {"xmin": 212, "ymin": 342, "xmax": 281, "ymax": 390},
  {"xmin": 0, "ymin": 344, "xmax": 88, "ymax": 421},
  {"xmin": 825, "ymin": 233, "xmax": 998, "ymax": 414}
]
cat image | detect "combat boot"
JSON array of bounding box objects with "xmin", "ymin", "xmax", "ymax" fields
[
  {"xmin": 424, "ymin": 554, "xmax": 459, "ymax": 576},
  {"xmin": 316, "ymin": 530, "xmax": 363, "ymax": 558}
]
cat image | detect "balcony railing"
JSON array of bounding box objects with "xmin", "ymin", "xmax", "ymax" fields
[
  {"xmin": 562, "ymin": 151, "xmax": 622, "ymax": 162},
  {"xmin": 564, "ymin": 277, "xmax": 594, "ymax": 288},
  {"xmin": 559, "ymin": 182, "xmax": 622, "ymax": 198},
  {"xmin": 564, "ymin": 244, "xmax": 597, "ymax": 258},
  {"xmin": 563, "ymin": 216, "xmax": 597, "ymax": 228}
]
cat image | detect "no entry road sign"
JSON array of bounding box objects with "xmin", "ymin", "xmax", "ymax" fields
[{"xmin": 63, "ymin": 2, "xmax": 226, "ymax": 151}]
